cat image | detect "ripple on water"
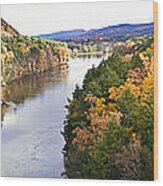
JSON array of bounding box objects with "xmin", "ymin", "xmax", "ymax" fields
[{"xmin": 1, "ymin": 57, "xmax": 103, "ymax": 178}]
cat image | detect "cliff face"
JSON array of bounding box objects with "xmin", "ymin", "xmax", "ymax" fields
[{"xmin": 1, "ymin": 18, "xmax": 20, "ymax": 37}]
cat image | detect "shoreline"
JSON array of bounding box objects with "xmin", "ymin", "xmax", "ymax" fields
[{"xmin": 1, "ymin": 62, "xmax": 69, "ymax": 122}]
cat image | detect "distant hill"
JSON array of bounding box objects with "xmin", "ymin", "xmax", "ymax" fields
[
  {"xmin": 1, "ymin": 18, "xmax": 20, "ymax": 37},
  {"xmin": 38, "ymin": 29, "xmax": 86, "ymax": 41},
  {"xmin": 37, "ymin": 23, "xmax": 154, "ymax": 44}
]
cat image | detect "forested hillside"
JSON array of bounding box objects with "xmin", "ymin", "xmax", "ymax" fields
[
  {"xmin": 63, "ymin": 35, "xmax": 154, "ymax": 180},
  {"xmin": 1, "ymin": 18, "xmax": 69, "ymax": 84}
]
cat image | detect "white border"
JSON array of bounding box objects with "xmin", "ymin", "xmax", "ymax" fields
[{"xmin": 0, "ymin": 1, "xmax": 162, "ymax": 186}]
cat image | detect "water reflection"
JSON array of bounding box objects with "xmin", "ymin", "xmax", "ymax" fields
[
  {"xmin": 3, "ymin": 67, "xmax": 68, "ymax": 105},
  {"xmin": 1, "ymin": 57, "xmax": 103, "ymax": 178}
]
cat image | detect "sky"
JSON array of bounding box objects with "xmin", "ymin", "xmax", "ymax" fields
[{"xmin": 1, "ymin": 1, "xmax": 153, "ymax": 36}]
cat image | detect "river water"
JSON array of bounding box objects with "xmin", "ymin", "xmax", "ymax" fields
[{"xmin": 1, "ymin": 57, "xmax": 102, "ymax": 178}]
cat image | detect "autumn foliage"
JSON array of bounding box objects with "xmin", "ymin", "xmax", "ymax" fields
[
  {"xmin": 63, "ymin": 36, "xmax": 154, "ymax": 180},
  {"xmin": 1, "ymin": 36, "xmax": 69, "ymax": 84}
]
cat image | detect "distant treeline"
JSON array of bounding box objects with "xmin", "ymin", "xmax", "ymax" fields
[{"xmin": 38, "ymin": 23, "xmax": 154, "ymax": 44}]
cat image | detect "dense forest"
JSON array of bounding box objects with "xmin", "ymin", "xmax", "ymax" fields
[
  {"xmin": 1, "ymin": 19, "xmax": 69, "ymax": 84},
  {"xmin": 63, "ymin": 35, "xmax": 154, "ymax": 180}
]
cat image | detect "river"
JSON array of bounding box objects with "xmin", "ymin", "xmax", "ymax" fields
[{"xmin": 1, "ymin": 57, "xmax": 103, "ymax": 178}]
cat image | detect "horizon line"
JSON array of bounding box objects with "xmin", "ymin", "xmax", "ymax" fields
[{"xmin": 36, "ymin": 21, "xmax": 154, "ymax": 37}]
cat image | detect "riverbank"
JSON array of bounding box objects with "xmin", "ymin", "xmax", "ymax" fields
[
  {"xmin": 63, "ymin": 36, "xmax": 154, "ymax": 180},
  {"xmin": 1, "ymin": 32, "xmax": 70, "ymax": 117},
  {"xmin": 1, "ymin": 56, "xmax": 102, "ymax": 177},
  {"xmin": 1, "ymin": 36, "xmax": 69, "ymax": 84},
  {"xmin": 1, "ymin": 62, "xmax": 69, "ymax": 121}
]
